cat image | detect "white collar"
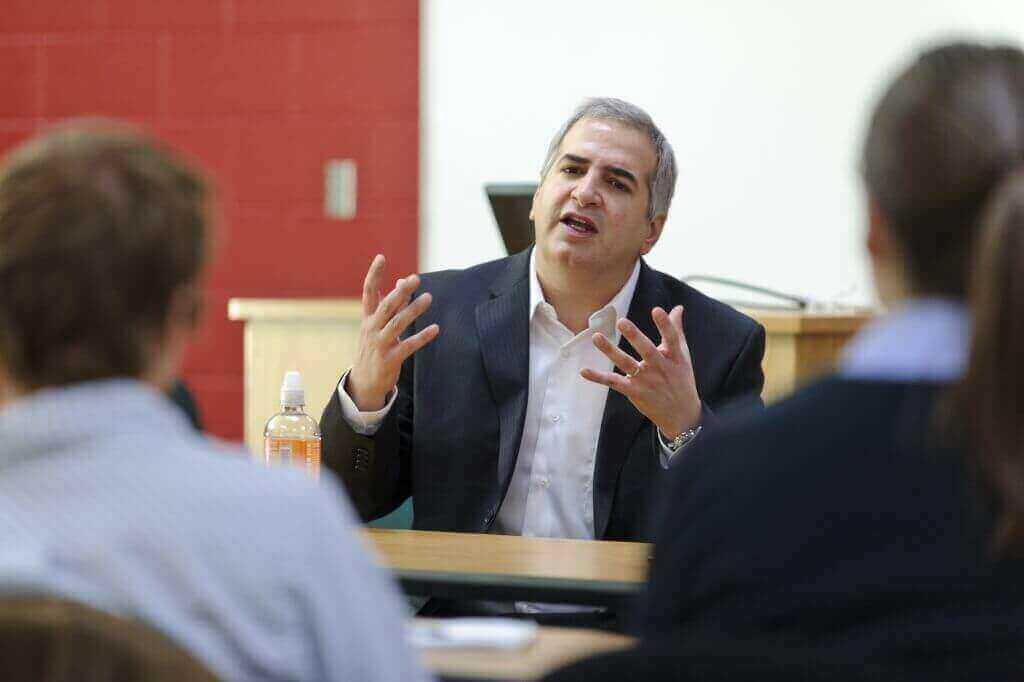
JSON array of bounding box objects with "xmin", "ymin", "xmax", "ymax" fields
[
  {"xmin": 839, "ymin": 298, "xmax": 970, "ymax": 382},
  {"xmin": 528, "ymin": 249, "xmax": 641, "ymax": 329}
]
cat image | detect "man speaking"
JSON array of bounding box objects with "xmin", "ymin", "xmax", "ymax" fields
[{"xmin": 321, "ymin": 98, "xmax": 764, "ymax": 546}]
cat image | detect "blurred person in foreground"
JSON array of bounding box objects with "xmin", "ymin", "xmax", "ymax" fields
[
  {"xmin": 545, "ymin": 41, "xmax": 1024, "ymax": 681},
  {"xmin": 0, "ymin": 124, "xmax": 431, "ymax": 682}
]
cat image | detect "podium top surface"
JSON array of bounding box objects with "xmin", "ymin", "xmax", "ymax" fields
[
  {"xmin": 740, "ymin": 306, "xmax": 876, "ymax": 334},
  {"xmin": 228, "ymin": 298, "xmax": 361, "ymax": 322},
  {"xmin": 228, "ymin": 297, "xmax": 875, "ymax": 335}
]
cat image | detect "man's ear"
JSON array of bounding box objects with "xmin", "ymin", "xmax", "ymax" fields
[
  {"xmin": 146, "ymin": 282, "xmax": 203, "ymax": 391},
  {"xmin": 167, "ymin": 281, "xmax": 203, "ymax": 332},
  {"xmin": 529, "ymin": 183, "xmax": 542, "ymax": 222},
  {"xmin": 866, "ymin": 196, "xmax": 895, "ymax": 260},
  {"xmin": 0, "ymin": 363, "xmax": 20, "ymax": 407},
  {"xmin": 640, "ymin": 214, "xmax": 667, "ymax": 256},
  {"xmin": 866, "ymin": 195, "xmax": 908, "ymax": 305}
]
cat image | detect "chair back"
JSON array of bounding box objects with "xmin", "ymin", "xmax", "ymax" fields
[{"xmin": 0, "ymin": 597, "xmax": 218, "ymax": 681}]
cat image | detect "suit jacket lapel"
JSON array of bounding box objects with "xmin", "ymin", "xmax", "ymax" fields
[
  {"xmin": 593, "ymin": 260, "xmax": 669, "ymax": 538},
  {"xmin": 475, "ymin": 250, "xmax": 532, "ymax": 502}
]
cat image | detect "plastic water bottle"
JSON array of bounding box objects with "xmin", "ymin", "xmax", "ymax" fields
[{"xmin": 263, "ymin": 371, "xmax": 321, "ymax": 480}]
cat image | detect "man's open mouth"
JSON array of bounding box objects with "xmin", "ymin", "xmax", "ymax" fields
[{"xmin": 560, "ymin": 213, "xmax": 598, "ymax": 234}]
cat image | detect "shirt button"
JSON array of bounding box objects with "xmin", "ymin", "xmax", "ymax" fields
[
  {"xmin": 551, "ymin": 414, "xmax": 560, "ymax": 423},
  {"xmin": 541, "ymin": 478, "xmax": 550, "ymax": 488}
]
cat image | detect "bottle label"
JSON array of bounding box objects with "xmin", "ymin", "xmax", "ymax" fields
[{"xmin": 264, "ymin": 437, "xmax": 321, "ymax": 481}]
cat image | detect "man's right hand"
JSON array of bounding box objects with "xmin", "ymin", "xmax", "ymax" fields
[{"xmin": 346, "ymin": 254, "xmax": 440, "ymax": 412}]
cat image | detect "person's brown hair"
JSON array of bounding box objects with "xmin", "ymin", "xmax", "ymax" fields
[
  {"xmin": 0, "ymin": 123, "xmax": 208, "ymax": 389},
  {"xmin": 862, "ymin": 42, "xmax": 1024, "ymax": 299},
  {"xmin": 864, "ymin": 42, "xmax": 1024, "ymax": 555},
  {"xmin": 959, "ymin": 172, "xmax": 1024, "ymax": 555}
]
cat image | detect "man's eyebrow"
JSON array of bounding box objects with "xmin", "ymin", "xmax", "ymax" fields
[
  {"xmin": 560, "ymin": 153, "xmax": 590, "ymax": 166},
  {"xmin": 607, "ymin": 166, "xmax": 638, "ymax": 186},
  {"xmin": 559, "ymin": 154, "xmax": 638, "ymax": 186}
]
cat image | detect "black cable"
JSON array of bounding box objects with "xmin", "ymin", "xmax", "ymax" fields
[{"xmin": 682, "ymin": 275, "xmax": 809, "ymax": 310}]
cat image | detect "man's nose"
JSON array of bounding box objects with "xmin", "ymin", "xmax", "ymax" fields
[{"xmin": 571, "ymin": 170, "xmax": 602, "ymax": 207}]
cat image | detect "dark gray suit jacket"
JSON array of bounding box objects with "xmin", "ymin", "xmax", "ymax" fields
[{"xmin": 321, "ymin": 249, "xmax": 765, "ymax": 541}]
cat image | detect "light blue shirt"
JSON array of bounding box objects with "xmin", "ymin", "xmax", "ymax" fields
[
  {"xmin": 839, "ymin": 298, "xmax": 970, "ymax": 381},
  {"xmin": 0, "ymin": 380, "xmax": 431, "ymax": 682}
]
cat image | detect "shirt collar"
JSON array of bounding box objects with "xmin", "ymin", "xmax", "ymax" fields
[
  {"xmin": 528, "ymin": 249, "xmax": 641, "ymax": 330},
  {"xmin": 0, "ymin": 378, "xmax": 196, "ymax": 470},
  {"xmin": 839, "ymin": 297, "xmax": 970, "ymax": 382}
]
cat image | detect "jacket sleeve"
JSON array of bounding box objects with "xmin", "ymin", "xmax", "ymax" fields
[
  {"xmin": 710, "ymin": 322, "xmax": 766, "ymax": 414},
  {"xmin": 320, "ymin": 354, "xmax": 414, "ymax": 522},
  {"xmin": 688, "ymin": 321, "xmax": 767, "ymax": 435}
]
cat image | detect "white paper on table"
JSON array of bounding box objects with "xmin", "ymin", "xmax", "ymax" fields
[{"xmin": 407, "ymin": 618, "xmax": 538, "ymax": 649}]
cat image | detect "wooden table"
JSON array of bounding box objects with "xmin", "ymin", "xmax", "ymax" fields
[
  {"xmin": 363, "ymin": 529, "xmax": 651, "ymax": 607},
  {"xmin": 417, "ymin": 621, "xmax": 636, "ymax": 681}
]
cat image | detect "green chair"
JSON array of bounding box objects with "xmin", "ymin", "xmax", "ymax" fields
[{"xmin": 367, "ymin": 498, "xmax": 413, "ymax": 529}]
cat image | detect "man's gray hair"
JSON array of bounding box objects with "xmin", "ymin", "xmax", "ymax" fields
[{"xmin": 539, "ymin": 97, "xmax": 677, "ymax": 221}]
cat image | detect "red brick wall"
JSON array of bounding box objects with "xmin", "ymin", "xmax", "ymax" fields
[{"xmin": 0, "ymin": 1, "xmax": 419, "ymax": 440}]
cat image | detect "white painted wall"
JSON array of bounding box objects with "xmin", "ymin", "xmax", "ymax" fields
[{"xmin": 422, "ymin": 1, "xmax": 1024, "ymax": 305}]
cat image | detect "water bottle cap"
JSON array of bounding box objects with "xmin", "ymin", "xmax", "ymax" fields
[{"xmin": 280, "ymin": 370, "xmax": 305, "ymax": 407}]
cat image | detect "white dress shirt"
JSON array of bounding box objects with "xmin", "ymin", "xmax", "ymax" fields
[{"xmin": 492, "ymin": 253, "xmax": 639, "ymax": 539}]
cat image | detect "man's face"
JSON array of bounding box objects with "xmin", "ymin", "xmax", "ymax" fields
[{"xmin": 530, "ymin": 117, "xmax": 664, "ymax": 277}]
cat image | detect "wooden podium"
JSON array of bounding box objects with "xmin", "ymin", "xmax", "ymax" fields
[
  {"xmin": 228, "ymin": 299, "xmax": 363, "ymax": 456},
  {"xmin": 229, "ymin": 299, "xmax": 873, "ymax": 454}
]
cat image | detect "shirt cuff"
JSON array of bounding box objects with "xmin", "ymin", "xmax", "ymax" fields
[
  {"xmin": 657, "ymin": 427, "xmax": 698, "ymax": 469},
  {"xmin": 336, "ymin": 370, "xmax": 398, "ymax": 436}
]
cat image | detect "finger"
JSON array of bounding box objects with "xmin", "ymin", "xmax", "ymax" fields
[
  {"xmin": 382, "ymin": 292, "xmax": 433, "ymax": 343},
  {"xmin": 395, "ymin": 323, "xmax": 440, "ymax": 361},
  {"xmin": 671, "ymin": 305, "xmax": 693, "ymax": 359},
  {"xmin": 374, "ymin": 273, "xmax": 420, "ymax": 327},
  {"xmin": 361, "ymin": 254, "xmax": 386, "ymax": 316},
  {"xmin": 593, "ymin": 332, "xmax": 642, "ymax": 376},
  {"xmin": 617, "ymin": 318, "xmax": 660, "ymax": 364},
  {"xmin": 652, "ymin": 306, "xmax": 682, "ymax": 360},
  {"xmin": 580, "ymin": 367, "xmax": 634, "ymax": 396}
]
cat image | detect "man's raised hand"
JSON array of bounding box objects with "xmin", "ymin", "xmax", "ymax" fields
[
  {"xmin": 346, "ymin": 254, "xmax": 440, "ymax": 411},
  {"xmin": 580, "ymin": 305, "xmax": 701, "ymax": 438}
]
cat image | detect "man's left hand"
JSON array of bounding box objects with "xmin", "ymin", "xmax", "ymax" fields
[{"xmin": 581, "ymin": 305, "xmax": 701, "ymax": 438}]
